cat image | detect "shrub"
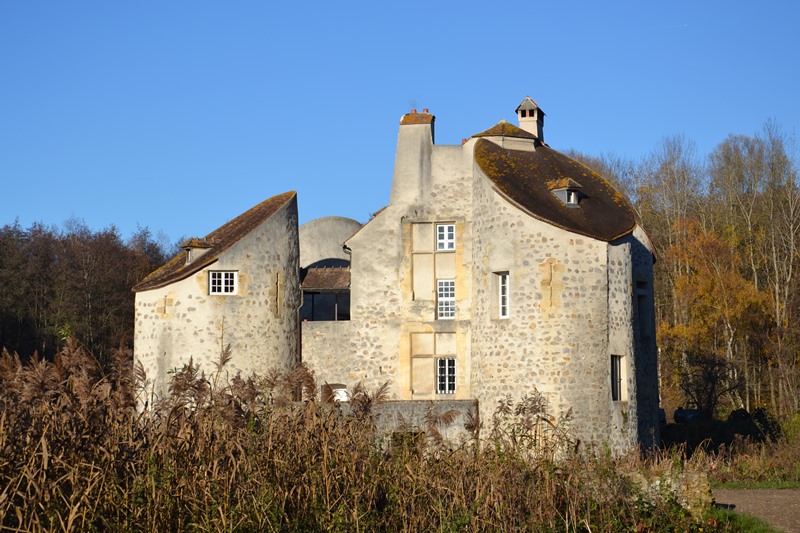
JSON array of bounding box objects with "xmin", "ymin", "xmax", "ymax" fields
[{"xmin": 0, "ymin": 341, "xmax": 743, "ymax": 531}]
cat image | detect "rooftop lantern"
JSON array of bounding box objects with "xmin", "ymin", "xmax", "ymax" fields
[{"xmin": 515, "ymin": 96, "xmax": 545, "ymax": 141}]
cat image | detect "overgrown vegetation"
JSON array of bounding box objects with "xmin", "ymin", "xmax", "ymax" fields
[
  {"xmin": 4, "ymin": 342, "xmax": 796, "ymax": 532},
  {"xmin": 0, "ymin": 220, "xmax": 171, "ymax": 369}
]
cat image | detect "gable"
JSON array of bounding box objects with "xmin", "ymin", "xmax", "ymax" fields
[{"xmin": 133, "ymin": 191, "xmax": 297, "ymax": 292}]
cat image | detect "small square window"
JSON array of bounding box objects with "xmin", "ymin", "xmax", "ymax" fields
[
  {"xmin": 436, "ymin": 224, "xmax": 455, "ymax": 251},
  {"xmin": 436, "ymin": 358, "xmax": 456, "ymax": 394},
  {"xmin": 209, "ymin": 271, "xmax": 238, "ymax": 295},
  {"xmin": 437, "ymin": 279, "xmax": 455, "ymax": 319}
]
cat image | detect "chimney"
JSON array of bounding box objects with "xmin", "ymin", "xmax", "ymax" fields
[
  {"xmin": 390, "ymin": 109, "xmax": 435, "ymax": 206},
  {"xmin": 515, "ymin": 97, "xmax": 545, "ymax": 141}
]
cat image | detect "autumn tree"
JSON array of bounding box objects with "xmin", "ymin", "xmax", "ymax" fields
[{"xmin": 0, "ymin": 220, "xmax": 171, "ymax": 369}]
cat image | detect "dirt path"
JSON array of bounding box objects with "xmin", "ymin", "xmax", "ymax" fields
[{"xmin": 712, "ymin": 488, "xmax": 800, "ymax": 533}]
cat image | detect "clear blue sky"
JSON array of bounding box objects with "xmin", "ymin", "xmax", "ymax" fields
[{"xmin": 2, "ymin": 1, "xmax": 798, "ymax": 245}]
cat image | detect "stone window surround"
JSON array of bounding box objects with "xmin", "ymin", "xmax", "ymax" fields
[{"xmin": 209, "ymin": 270, "xmax": 238, "ymax": 295}]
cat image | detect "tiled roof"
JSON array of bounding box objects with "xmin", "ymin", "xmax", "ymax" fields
[
  {"xmin": 133, "ymin": 191, "xmax": 296, "ymax": 292},
  {"xmin": 547, "ymin": 177, "xmax": 583, "ymax": 190},
  {"xmin": 472, "ymin": 121, "xmax": 537, "ymax": 140},
  {"xmin": 400, "ymin": 112, "xmax": 434, "ymax": 125},
  {"xmin": 180, "ymin": 237, "xmax": 215, "ymax": 249},
  {"xmin": 474, "ymin": 138, "xmax": 636, "ymax": 242},
  {"xmin": 301, "ymin": 266, "xmax": 350, "ymax": 290}
]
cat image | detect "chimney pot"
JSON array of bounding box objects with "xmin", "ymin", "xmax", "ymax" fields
[
  {"xmin": 423, "ymin": 108, "xmax": 429, "ymax": 114},
  {"xmin": 411, "ymin": 108, "xmax": 417, "ymax": 114}
]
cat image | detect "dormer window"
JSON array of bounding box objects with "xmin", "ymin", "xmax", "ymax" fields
[
  {"xmin": 182, "ymin": 237, "xmax": 214, "ymax": 265},
  {"xmin": 547, "ymin": 178, "xmax": 583, "ymax": 207}
]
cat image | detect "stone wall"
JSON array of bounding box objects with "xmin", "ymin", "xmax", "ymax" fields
[
  {"xmin": 134, "ymin": 196, "xmax": 300, "ymax": 400},
  {"xmin": 301, "ymin": 119, "xmax": 659, "ymax": 453},
  {"xmin": 470, "ymin": 151, "xmax": 622, "ymax": 448},
  {"xmin": 299, "ymin": 216, "xmax": 362, "ymax": 268}
]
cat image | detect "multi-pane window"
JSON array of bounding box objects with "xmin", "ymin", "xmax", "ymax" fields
[
  {"xmin": 436, "ymin": 358, "xmax": 456, "ymax": 394},
  {"xmin": 437, "ymin": 279, "xmax": 455, "ymax": 319},
  {"xmin": 209, "ymin": 271, "xmax": 238, "ymax": 295},
  {"xmin": 498, "ymin": 272, "xmax": 509, "ymax": 318},
  {"xmin": 611, "ymin": 354, "xmax": 623, "ymax": 401},
  {"xmin": 436, "ymin": 224, "xmax": 455, "ymax": 251}
]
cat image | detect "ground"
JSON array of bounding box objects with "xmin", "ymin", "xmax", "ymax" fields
[{"xmin": 712, "ymin": 488, "xmax": 800, "ymax": 533}]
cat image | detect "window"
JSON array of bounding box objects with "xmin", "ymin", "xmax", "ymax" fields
[
  {"xmin": 437, "ymin": 279, "xmax": 455, "ymax": 319},
  {"xmin": 497, "ymin": 272, "xmax": 509, "ymax": 318},
  {"xmin": 636, "ymin": 281, "xmax": 652, "ymax": 343},
  {"xmin": 209, "ymin": 271, "xmax": 238, "ymax": 295},
  {"xmin": 566, "ymin": 190, "xmax": 578, "ymax": 205},
  {"xmin": 611, "ymin": 355, "xmax": 624, "ymax": 401},
  {"xmin": 436, "ymin": 224, "xmax": 455, "ymax": 251},
  {"xmin": 436, "ymin": 358, "xmax": 456, "ymax": 394}
]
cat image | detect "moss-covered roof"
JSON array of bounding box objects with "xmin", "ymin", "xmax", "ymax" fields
[
  {"xmin": 547, "ymin": 177, "xmax": 583, "ymax": 190},
  {"xmin": 472, "ymin": 121, "xmax": 537, "ymax": 140},
  {"xmin": 474, "ymin": 138, "xmax": 636, "ymax": 242},
  {"xmin": 133, "ymin": 191, "xmax": 296, "ymax": 292},
  {"xmin": 180, "ymin": 237, "xmax": 215, "ymax": 249},
  {"xmin": 400, "ymin": 112, "xmax": 434, "ymax": 125}
]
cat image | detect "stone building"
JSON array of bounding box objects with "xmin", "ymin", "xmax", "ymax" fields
[
  {"xmin": 132, "ymin": 192, "xmax": 300, "ymax": 400},
  {"xmin": 134, "ymin": 97, "xmax": 660, "ymax": 450}
]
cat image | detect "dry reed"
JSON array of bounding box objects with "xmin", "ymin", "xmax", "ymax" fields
[{"xmin": 0, "ymin": 342, "xmax": 739, "ymax": 532}]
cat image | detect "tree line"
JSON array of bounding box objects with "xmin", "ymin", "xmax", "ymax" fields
[
  {"xmin": 571, "ymin": 119, "xmax": 800, "ymax": 418},
  {"xmin": 0, "ymin": 220, "xmax": 172, "ymax": 371},
  {"xmin": 1, "ymin": 120, "xmax": 798, "ymax": 419}
]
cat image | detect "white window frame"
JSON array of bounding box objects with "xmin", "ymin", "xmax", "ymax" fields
[
  {"xmin": 497, "ymin": 271, "xmax": 510, "ymax": 319},
  {"xmin": 436, "ymin": 357, "xmax": 456, "ymax": 394},
  {"xmin": 436, "ymin": 224, "xmax": 455, "ymax": 251},
  {"xmin": 437, "ymin": 279, "xmax": 455, "ymax": 319},
  {"xmin": 209, "ymin": 271, "xmax": 238, "ymax": 295}
]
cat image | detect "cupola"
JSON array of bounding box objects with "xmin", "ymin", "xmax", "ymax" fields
[{"xmin": 515, "ymin": 97, "xmax": 545, "ymax": 141}]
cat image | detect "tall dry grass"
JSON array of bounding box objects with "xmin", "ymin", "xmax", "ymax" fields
[{"xmin": 1, "ymin": 341, "xmax": 734, "ymax": 532}]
